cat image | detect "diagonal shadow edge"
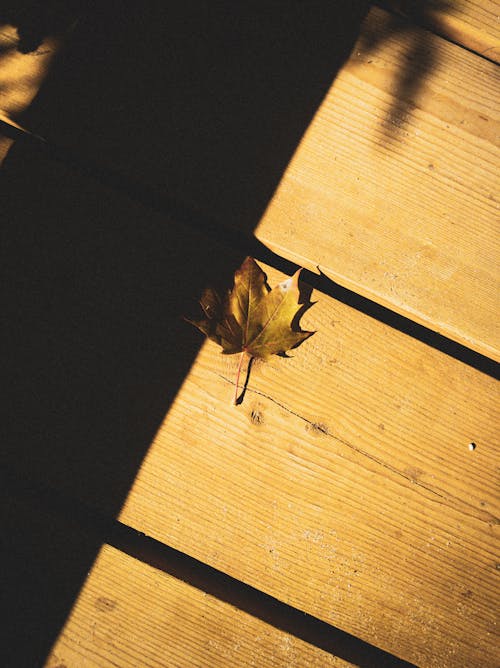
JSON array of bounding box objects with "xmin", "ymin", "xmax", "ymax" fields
[
  {"xmin": 2, "ymin": 466, "xmax": 415, "ymax": 668},
  {"xmin": 1, "ymin": 118, "xmax": 497, "ymax": 380}
]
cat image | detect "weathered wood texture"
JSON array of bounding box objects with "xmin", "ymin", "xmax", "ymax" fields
[
  {"xmin": 256, "ymin": 7, "xmax": 499, "ymax": 361},
  {"xmin": 120, "ymin": 262, "xmax": 499, "ymax": 668},
  {"xmin": 381, "ymin": 0, "xmax": 500, "ymax": 62},
  {"xmin": 46, "ymin": 544, "xmax": 348, "ymax": 668}
]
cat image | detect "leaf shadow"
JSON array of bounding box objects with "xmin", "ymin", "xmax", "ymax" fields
[{"xmin": 293, "ymin": 278, "xmax": 316, "ymax": 332}]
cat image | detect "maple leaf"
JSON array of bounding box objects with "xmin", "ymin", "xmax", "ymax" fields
[{"xmin": 187, "ymin": 257, "xmax": 314, "ymax": 404}]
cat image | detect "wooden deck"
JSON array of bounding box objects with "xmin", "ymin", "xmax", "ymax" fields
[{"xmin": 2, "ymin": 3, "xmax": 499, "ymax": 667}]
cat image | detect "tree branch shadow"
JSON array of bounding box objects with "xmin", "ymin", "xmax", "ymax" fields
[
  {"xmin": 0, "ymin": 2, "xmax": 479, "ymax": 666},
  {"xmin": 1, "ymin": 3, "xmax": 371, "ymax": 664}
]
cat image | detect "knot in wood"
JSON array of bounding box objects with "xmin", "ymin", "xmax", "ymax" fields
[{"xmin": 250, "ymin": 409, "xmax": 264, "ymax": 425}]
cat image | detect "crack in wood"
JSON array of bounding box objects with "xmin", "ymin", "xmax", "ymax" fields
[{"xmin": 216, "ymin": 372, "xmax": 498, "ymax": 526}]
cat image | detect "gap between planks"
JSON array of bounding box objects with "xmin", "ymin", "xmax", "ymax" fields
[
  {"xmin": 1, "ymin": 6, "xmax": 498, "ymax": 360},
  {"xmin": 1, "ymin": 120, "xmax": 497, "ymax": 380},
  {"xmin": 2, "ymin": 469, "xmax": 412, "ymax": 668},
  {"xmin": 2, "ymin": 136, "xmax": 498, "ymax": 666},
  {"xmin": 377, "ymin": 0, "xmax": 500, "ymax": 63}
]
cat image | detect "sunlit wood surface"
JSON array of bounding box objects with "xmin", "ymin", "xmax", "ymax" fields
[
  {"xmin": 119, "ymin": 261, "xmax": 499, "ymax": 667},
  {"xmin": 2, "ymin": 3, "xmax": 499, "ymax": 667},
  {"xmin": 382, "ymin": 0, "xmax": 500, "ymax": 62},
  {"xmin": 47, "ymin": 544, "xmax": 351, "ymax": 667},
  {"xmin": 257, "ymin": 6, "xmax": 499, "ymax": 361}
]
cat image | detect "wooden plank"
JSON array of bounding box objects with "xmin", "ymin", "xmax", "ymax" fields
[
  {"xmin": 8, "ymin": 5, "xmax": 497, "ymax": 360},
  {"xmin": 119, "ymin": 261, "xmax": 500, "ymax": 668},
  {"xmin": 0, "ymin": 19, "xmax": 67, "ymax": 162},
  {"xmin": 0, "ymin": 132, "xmax": 13, "ymax": 163},
  {"xmin": 256, "ymin": 6, "xmax": 500, "ymax": 361},
  {"xmin": 2, "ymin": 463, "xmax": 403, "ymax": 667},
  {"xmin": 3, "ymin": 145, "xmax": 498, "ymax": 666},
  {"xmin": 380, "ymin": 0, "xmax": 500, "ymax": 62},
  {"xmin": 0, "ymin": 25, "xmax": 60, "ymax": 120},
  {"xmin": 46, "ymin": 543, "xmax": 349, "ymax": 667}
]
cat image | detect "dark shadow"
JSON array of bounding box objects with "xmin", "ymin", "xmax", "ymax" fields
[
  {"xmin": 1, "ymin": 139, "xmax": 249, "ymax": 667},
  {"xmin": 10, "ymin": 2, "xmax": 369, "ymax": 235},
  {"xmin": 358, "ymin": 9, "xmax": 438, "ymax": 139},
  {"xmin": 1, "ymin": 2, "xmax": 372, "ymax": 665},
  {"xmin": 116, "ymin": 522, "xmax": 416, "ymax": 668},
  {"xmin": 376, "ymin": 0, "xmax": 460, "ymax": 33},
  {"xmin": 0, "ymin": 0, "xmax": 83, "ymax": 53},
  {"xmin": 292, "ymin": 277, "xmax": 316, "ymax": 331},
  {"xmin": 1, "ymin": 472, "xmax": 105, "ymax": 668},
  {"xmin": 0, "ymin": 28, "xmax": 17, "ymax": 54},
  {"xmin": 2, "ymin": 467, "xmax": 416, "ymax": 668},
  {"xmin": 4, "ymin": 120, "xmax": 496, "ymax": 380},
  {"xmin": 0, "ymin": 1, "xmax": 462, "ymax": 152}
]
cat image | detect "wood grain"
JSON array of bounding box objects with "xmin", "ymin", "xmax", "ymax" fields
[
  {"xmin": 2, "ymin": 7, "xmax": 497, "ymax": 359},
  {"xmin": 381, "ymin": 0, "xmax": 500, "ymax": 62},
  {"xmin": 46, "ymin": 543, "xmax": 350, "ymax": 668},
  {"xmin": 119, "ymin": 262, "xmax": 499, "ymax": 668},
  {"xmin": 4, "ymin": 141, "xmax": 496, "ymax": 665},
  {"xmin": 256, "ymin": 6, "xmax": 500, "ymax": 361},
  {"xmin": 2, "ymin": 4, "xmax": 498, "ymax": 666}
]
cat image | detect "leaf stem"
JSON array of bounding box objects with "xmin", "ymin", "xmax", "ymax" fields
[{"xmin": 234, "ymin": 350, "xmax": 246, "ymax": 405}]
